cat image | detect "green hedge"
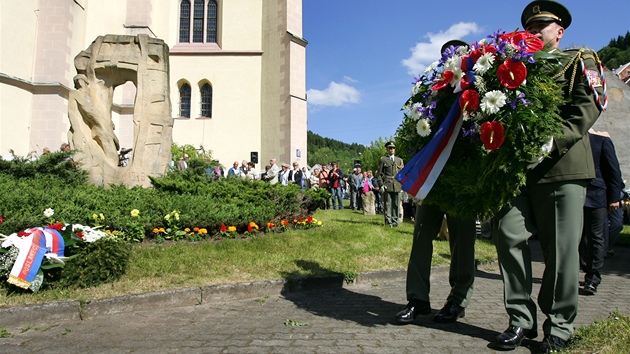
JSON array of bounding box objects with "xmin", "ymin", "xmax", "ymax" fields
[{"xmin": 0, "ymin": 152, "xmax": 329, "ymax": 238}]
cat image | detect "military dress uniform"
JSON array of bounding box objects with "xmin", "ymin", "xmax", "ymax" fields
[
  {"xmin": 376, "ymin": 142, "xmax": 404, "ymax": 226},
  {"xmin": 494, "ymin": 1, "xmax": 607, "ymax": 350}
]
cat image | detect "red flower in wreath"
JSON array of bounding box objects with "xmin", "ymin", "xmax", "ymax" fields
[
  {"xmin": 431, "ymin": 70, "xmax": 454, "ymax": 91},
  {"xmin": 46, "ymin": 223, "xmax": 64, "ymax": 231},
  {"xmin": 459, "ymin": 89, "xmax": 480, "ymax": 112},
  {"xmin": 497, "ymin": 59, "xmax": 527, "ymax": 89},
  {"xmin": 480, "ymin": 121, "xmax": 506, "ymax": 151},
  {"xmin": 470, "ymin": 44, "xmax": 497, "ymax": 62},
  {"xmin": 501, "ymin": 31, "xmax": 544, "ymax": 53}
]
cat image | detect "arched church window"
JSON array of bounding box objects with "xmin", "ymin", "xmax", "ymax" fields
[
  {"xmin": 200, "ymin": 83, "xmax": 213, "ymax": 118},
  {"xmin": 179, "ymin": 83, "xmax": 191, "ymax": 118}
]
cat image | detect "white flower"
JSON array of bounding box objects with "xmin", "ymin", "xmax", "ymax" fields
[
  {"xmin": 44, "ymin": 208, "xmax": 54, "ymax": 218},
  {"xmin": 424, "ymin": 61, "xmax": 439, "ymax": 74},
  {"xmin": 444, "ymin": 55, "xmax": 461, "ymax": 73},
  {"xmin": 1, "ymin": 233, "xmax": 22, "ymax": 248},
  {"xmin": 473, "ymin": 53, "xmax": 495, "ymax": 75},
  {"xmin": 72, "ymin": 224, "xmax": 107, "ymax": 243},
  {"xmin": 480, "ymin": 90, "xmax": 507, "ymax": 114},
  {"xmin": 416, "ymin": 119, "xmax": 432, "ymax": 137},
  {"xmin": 450, "ymin": 68, "xmax": 464, "ymax": 87},
  {"xmin": 410, "ymin": 103, "xmax": 423, "ymax": 120},
  {"xmin": 474, "ymin": 76, "xmax": 487, "ymax": 94},
  {"xmin": 164, "ymin": 214, "xmax": 170, "ymax": 221}
]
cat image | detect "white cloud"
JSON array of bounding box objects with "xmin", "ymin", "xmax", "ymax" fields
[
  {"xmin": 401, "ymin": 22, "xmax": 483, "ymax": 76},
  {"xmin": 307, "ymin": 79, "xmax": 361, "ymax": 107}
]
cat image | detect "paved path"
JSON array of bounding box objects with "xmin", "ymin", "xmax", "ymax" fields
[{"xmin": 1, "ymin": 240, "xmax": 628, "ymax": 353}]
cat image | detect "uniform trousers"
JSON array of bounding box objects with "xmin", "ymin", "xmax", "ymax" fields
[
  {"xmin": 406, "ymin": 204, "xmax": 476, "ymax": 307},
  {"xmin": 383, "ymin": 191, "xmax": 400, "ymax": 226},
  {"xmin": 495, "ymin": 181, "xmax": 587, "ymax": 341}
]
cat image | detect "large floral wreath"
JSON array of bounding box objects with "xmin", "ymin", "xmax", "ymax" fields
[{"xmin": 396, "ymin": 30, "xmax": 567, "ymax": 219}]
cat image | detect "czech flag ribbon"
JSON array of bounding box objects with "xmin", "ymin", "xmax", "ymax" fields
[
  {"xmin": 43, "ymin": 228, "xmax": 65, "ymax": 258},
  {"xmin": 396, "ymin": 94, "xmax": 463, "ymax": 200},
  {"xmin": 7, "ymin": 228, "xmax": 65, "ymax": 290}
]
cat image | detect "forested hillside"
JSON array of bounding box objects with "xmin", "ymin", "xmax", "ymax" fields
[{"xmin": 598, "ymin": 31, "xmax": 630, "ymax": 70}]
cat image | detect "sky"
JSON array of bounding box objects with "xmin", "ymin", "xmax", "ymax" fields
[{"xmin": 303, "ymin": 0, "xmax": 630, "ymax": 146}]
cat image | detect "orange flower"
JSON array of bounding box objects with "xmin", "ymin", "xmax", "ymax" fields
[
  {"xmin": 281, "ymin": 220, "xmax": 288, "ymax": 226},
  {"xmin": 267, "ymin": 222, "xmax": 275, "ymax": 229},
  {"xmin": 152, "ymin": 228, "xmax": 159, "ymax": 234}
]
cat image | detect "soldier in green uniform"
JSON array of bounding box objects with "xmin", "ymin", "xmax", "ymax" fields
[
  {"xmin": 492, "ymin": 1, "xmax": 606, "ymax": 352},
  {"xmin": 395, "ymin": 40, "xmax": 477, "ymax": 326},
  {"xmin": 376, "ymin": 141, "xmax": 404, "ymax": 227}
]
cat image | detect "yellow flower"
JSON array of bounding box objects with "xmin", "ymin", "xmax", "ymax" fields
[
  {"xmin": 200, "ymin": 228, "xmax": 207, "ymax": 234},
  {"xmin": 317, "ymin": 221, "xmax": 323, "ymax": 226},
  {"xmin": 152, "ymin": 228, "xmax": 159, "ymax": 233},
  {"xmin": 228, "ymin": 226, "xmax": 237, "ymax": 232},
  {"xmin": 159, "ymin": 227, "xmax": 165, "ymax": 233},
  {"xmin": 164, "ymin": 214, "xmax": 171, "ymax": 221},
  {"xmin": 174, "ymin": 212, "xmax": 180, "ymax": 221},
  {"xmin": 105, "ymin": 230, "xmax": 111, "ymax": 234},
  {"xmin": 184, "ymin": 227, "xmax": 191, "ymax": 232},
  {"xmin": 92, "ymin": 213, "xmax": 98, "ymax": 220},
  {"xmin": 249, "ymin": 222, "xmax": 259, "ymax": 230},
  {"xmin": 130, "ymin": 209, "xmax": 140, "ymax": 217}
]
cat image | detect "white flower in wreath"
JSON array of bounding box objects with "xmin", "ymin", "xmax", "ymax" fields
[
  {"xmin": 44, "ymin": 208, "xmax": 54, "ymax": 218},
  {"xmin": 480, "ymin": 90, "xmax": 507, "ymax": 114},
  {"xmin": 444, "ymin": 55, "xmax": 461, "ymax": 72},
  {"xmin": 410, "ymin": 103, "xmax": 423, "ymax": 120},
  {"xmin": 424, "ymin": 60, "xmax": 439, "ymax": 75},
  {"xmin": 473, "ymin": 52, "xmax": 495, "ymax": 75},
  {"xmin": 416, "ymin": 119, "xmax": 432, "ymax": 137}
]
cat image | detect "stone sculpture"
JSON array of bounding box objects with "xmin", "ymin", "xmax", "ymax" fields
[{"xmin": 68, "ymin": 34, "xmax": 172, "ymax": 187}]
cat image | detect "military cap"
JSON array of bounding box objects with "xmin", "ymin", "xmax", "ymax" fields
[
  {"xmin": 385, "ymin": 141, "xmax": 396, "ymax": 149},
  {"xmin": 521, "ymin": 0, "xmax": 571, "ymax": 29},
  {"xmin": 440, "ymin": 40, "xmax": 467, "ymax": 55}
]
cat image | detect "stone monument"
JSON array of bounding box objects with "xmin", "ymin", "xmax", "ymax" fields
[{"xmin": 68, "ymin": 34, "xmax": 172, "ymax": 187}]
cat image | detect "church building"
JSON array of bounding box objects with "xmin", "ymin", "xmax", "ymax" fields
[{"xmin": 0, "ymin": 0, "xmax": 308, "ymax": 168}]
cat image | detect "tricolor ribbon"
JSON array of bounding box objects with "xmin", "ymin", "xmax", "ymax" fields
[
  {"xmin": 396, "ymin": 93, "xmax": 464, "ymax": 200},
  {"xmin": 7, "ymin": 228, "xmax": 65, "ymax": 289}
]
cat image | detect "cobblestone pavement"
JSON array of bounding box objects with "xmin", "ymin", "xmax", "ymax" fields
[{"xmin": 0, "ymin": 240, "xmax": 628, "ymax": 353}]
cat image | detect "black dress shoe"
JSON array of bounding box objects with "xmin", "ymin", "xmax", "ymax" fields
[
  {"xmin": 539, "ymin": 334, "xmax": 567, "ymax": 353},
  {"xmin": 433, "ymin": 301, "xmax": 465, "ymax": 323},
  {"xmin": 493, "ymin": 325, "xmax": 538, "ymax": 350},
  {"xmin": 583, "ymin": 281, "xmax": 597, "ymax": 295},
  {"xmin": 395, "ymin": 300, "xmax": 431, "ymax": 324}
]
